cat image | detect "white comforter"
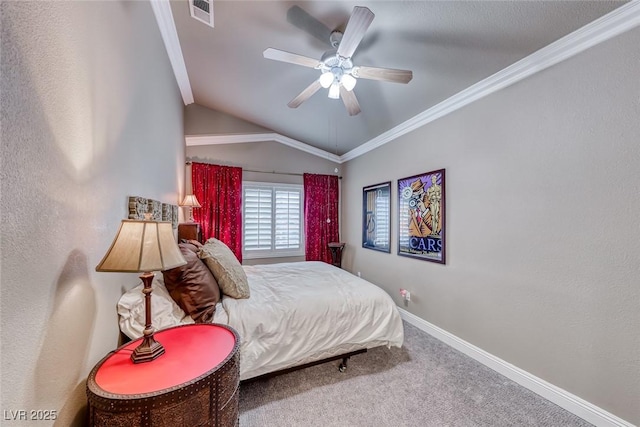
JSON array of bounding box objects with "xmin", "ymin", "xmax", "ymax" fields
[{"xmin": 213, "ymin": 261, "xmax": 404, "ymax": 380}]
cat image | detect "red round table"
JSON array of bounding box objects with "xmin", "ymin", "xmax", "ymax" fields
[{"xmin": 86, "ymin": 324, "xmax": 240, "ymax": 427}]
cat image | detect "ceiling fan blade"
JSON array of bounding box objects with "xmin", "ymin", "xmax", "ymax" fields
[
  {"xmin": 339, "ymin": 86, "xmax": 361, "ymax": 116},
  {"xmin": 288, "ymin": 80, "xmax": 322, "ymax": 108},
  {"xmin": 287, "ymin": 6, "xmax": 332, "ymax": 46},
  {"xmin": 263, "ymin": 48, "xmax": 321, "ymax": 69},
  {"xmin": 337, "ymin": 6, "xmax": 374, "ymax": 59},
  {"xmin": 354, "ymin": 66, "xmax": 413, "ymax": 84}
]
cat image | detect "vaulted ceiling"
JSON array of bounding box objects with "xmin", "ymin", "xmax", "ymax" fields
[{"xmin": 161, "ymin": 1, "xmax": 629, "ymax": 158}]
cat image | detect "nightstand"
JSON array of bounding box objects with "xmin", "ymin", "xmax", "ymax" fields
[
  {"xmin": 178, "ymin": 222, "xmax": 203, "ymax": 243},
  {"xmin": 86, "ymin": 324, "xmax": 239, "ymax": 427},
  {"xmin": 328, "ymin": 242, "xmax": 346, "ymax": 268}
]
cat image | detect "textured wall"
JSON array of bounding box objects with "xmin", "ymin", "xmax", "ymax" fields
[
  {"xmin": 0, "ymin": 2, "xmax": 184, "ymax": 425},
  {"xmin": 341, "ymin": 26, "xmax": 640, "ymax": 424}
]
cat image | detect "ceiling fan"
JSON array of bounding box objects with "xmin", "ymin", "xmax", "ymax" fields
[{"xmin": 263, "ymin": 6, "xmax": 413, "ymax": 116}]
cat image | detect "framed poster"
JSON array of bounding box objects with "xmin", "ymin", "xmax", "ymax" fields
[
  {"xmin": 362, "ymin": 182, "xmax": 391, "ymax": 253},
  {"xmin": 397, "ymin": 169, "xmax": 445, "ymax": 263}
]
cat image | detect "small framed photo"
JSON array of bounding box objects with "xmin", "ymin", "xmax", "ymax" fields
[
  {"xmin": 397, "ymin": 169, "xmax": 445, "ymax": 263},
  {"xmin": 362, "ymin": 181, "xmax": 391, "ymax": 253}
]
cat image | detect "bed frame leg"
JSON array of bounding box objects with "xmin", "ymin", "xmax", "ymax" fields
[{"xmin": 338, "ymin": 356, "xmax": 349, "ymax": 373}]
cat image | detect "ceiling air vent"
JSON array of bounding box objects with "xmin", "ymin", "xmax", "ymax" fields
[{"xmin": 189, "ymin": 0, "xmax": 214, "ymax": 28}]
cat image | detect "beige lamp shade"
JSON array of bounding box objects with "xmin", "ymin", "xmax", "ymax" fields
[
  {"xmin": 180, "ymin": 194, "xmax": 201, "ymax": 208},
  {"xmin": 96, "ymin": 220, "xmax": 186, "ymax": 272}
]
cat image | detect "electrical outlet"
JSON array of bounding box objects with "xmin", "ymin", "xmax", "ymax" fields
[
  {"xmin": 405, "ymin": 291, "xmax": 411, "ymax": 301},
  {"xmin": 357, "ymin": 271, "xmax": 361, "ymax": 278}
]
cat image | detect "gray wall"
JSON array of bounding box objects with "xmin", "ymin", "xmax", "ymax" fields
[
  {"xmin": 341, "ymin": 27, "xmax": 640, "ymax": 424},
  {"xmin": 1, "ymin": 2, "xmax": 185, "ymax": 425},
  {"xmin": 186, "ymin": 109, "xmax": 341, "ymax": 264},
  {"xmin": 185, "ymin": 103, "xmax": 271, "ymax": 135}
]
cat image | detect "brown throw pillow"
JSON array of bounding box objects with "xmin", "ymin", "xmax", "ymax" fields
[
  {"xmin": 179, "ymin": 241, "xmax": 200, "ymax": 254},
  {"xmin": 162, "ymin": 243, "xmax": 221, "ymax": 323},
  {"xmin": 180, "ymin": 239, "xmax": 203, "ymax": 250},
  {"xmin": 199, "ymin": 238, "xmax": 250, "ymax": 299},
  {"xmin": 187, "ymin": 239, "xmax": 204, "ymax": 249}
]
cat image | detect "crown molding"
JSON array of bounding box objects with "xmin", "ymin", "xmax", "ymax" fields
[
  {"xmin": 165, "ymin": 1, "xmax": 640, "ymax": 161},
  {"xmin": 150, "ymin": 0, "xmax": 194, "ymax": 105},
  {"xmin": 185, "ymin": 133, "xmax": 342, "ymax": 163},
  {"xmin": 341, "ymin": 1, "xmax": 640, "ymax": 162}
]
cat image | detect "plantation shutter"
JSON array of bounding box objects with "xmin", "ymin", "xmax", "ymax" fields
[
  {"xmin": 243, "ymin": 187, "xmax": 272, "ymax": 252},
  {"xmin": 243, "ymin": 183, "xmax": 304, "ymax": 258}
]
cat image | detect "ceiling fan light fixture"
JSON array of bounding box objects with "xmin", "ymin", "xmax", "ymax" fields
[
  {"xmin": 319, "ymin": 71, "xmax": 334, "ymax": 89},
  {"xmin": 328, "ymin": 83, "xmax": 340, "ymax": 99},
  {"xmin": 341, "ymin": 74, "xmax": 357, "ymax": 91}
]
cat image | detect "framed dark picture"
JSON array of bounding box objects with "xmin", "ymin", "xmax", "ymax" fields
[
  {"xmin": 397, "ymin": 169, "xmax": 445, "ymax": 263},
  {"xmin": 362, "ymin": 181, "xmax": 391, "ymax": 253}
]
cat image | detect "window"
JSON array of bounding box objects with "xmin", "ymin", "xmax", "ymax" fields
[{"xmin": 242, "ymin": 182, "xmax": 304, "ymax": 259}]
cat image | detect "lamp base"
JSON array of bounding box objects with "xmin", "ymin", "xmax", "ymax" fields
[
  {"xmin": 131, "ymin": 271, "xmax": 165, "ymax": 363},
  {"xmin": 131, "ymin": 334, "xmax": 165, "ymax": 363}
]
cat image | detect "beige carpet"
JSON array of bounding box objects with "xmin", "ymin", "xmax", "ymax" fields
[{"xmin": 239, "ymin": 322, "xmax": 591, "ymax": 426}]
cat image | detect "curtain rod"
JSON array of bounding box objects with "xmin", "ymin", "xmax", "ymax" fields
[
  {"xmin": 186, "ymin": 161, "xmax": 341, "ymax": 179},
  {"xmin": 244, "ymin": 169, "xmax": 342, "ymax": 179},
  {"xmin": 245, "ymin": 169, "xmax": 303, "ymax": 177}
]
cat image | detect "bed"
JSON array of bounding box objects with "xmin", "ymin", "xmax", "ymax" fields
[{"xmin": 117, "ymin": 239, "xmax": 404, "ymax": 381}]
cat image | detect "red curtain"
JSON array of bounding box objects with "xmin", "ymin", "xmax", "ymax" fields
[
  {"xmin": 191, "ymin": 162, "xmax": 243, "ymax": 262},
  {"xmin": 303, "ymin": 173, "xmax": 339, "ymax": 263}
]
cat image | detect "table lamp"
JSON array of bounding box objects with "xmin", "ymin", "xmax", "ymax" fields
[
  {"xmin": 96, "ymin": 219, "xmax": 186, "ymax": 363},
  {"xmin": 180, "ymin": 194, "xmax": 201, "ymax": 222}
]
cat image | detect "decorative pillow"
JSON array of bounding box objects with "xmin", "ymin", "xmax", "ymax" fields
[
  {"xmin": 162, "ymin": 243, "xmax": 221, "ymax": 322},
  {"xmin": 180, "ymin": 239, "xmax": 203, "ymax": 249},
  {"xmin": 199, "ymin": 238, "xmax": 250, "ymax": 299},
  {"xmin": 187, "ymin": 239, "xmax": 204, "ymax": 249},
  {"xmin": 178, "ymin": 241, "xmax": 200, "ymax": 254}
]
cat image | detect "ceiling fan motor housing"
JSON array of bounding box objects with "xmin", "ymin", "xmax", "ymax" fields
[
  {"xmin": 321, "ymin": 50, "xmax": 352, "ymax": 69},
  {"xmin": 320, "ymin": 50, "xmax": 354, "ymax": 80}
]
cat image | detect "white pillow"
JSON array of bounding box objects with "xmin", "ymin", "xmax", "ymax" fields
[{"xmin": 117, "ymin": 275, "xmax": 194, "ymax": 340}]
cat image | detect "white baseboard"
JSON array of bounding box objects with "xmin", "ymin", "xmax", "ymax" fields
[{"xmin": 398, "ymin": 308, "xmax": 635, "ymax": 427}]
